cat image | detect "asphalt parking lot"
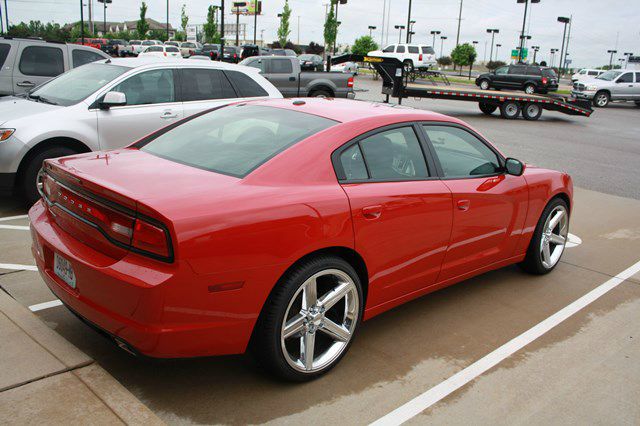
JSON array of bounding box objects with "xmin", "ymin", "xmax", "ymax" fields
[{"xmin": 1, "ymin": 75, "xmax": 640, "ymax": 424}]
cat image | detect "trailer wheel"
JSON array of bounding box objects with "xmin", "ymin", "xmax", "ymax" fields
[
  {"xmin": 500, "ymin": 101, "xmax": 521, "ymax": 119},
  {"xmin": 522, "ymin": 102, "xmax": 543, "ymax": 121},
  {"xmin": 479, "ymin": 102, "xmax": 498, "ymax": 115}
]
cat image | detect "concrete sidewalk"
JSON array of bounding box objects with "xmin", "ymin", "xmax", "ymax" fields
[{"xmin": 0, "ymin": 288, "xmax": 163, "ymax": 425}]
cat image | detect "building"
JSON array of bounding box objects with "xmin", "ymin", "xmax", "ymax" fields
[{"xmin": 66, "ymin": 18, "xmax": 175, "ymax": 38}]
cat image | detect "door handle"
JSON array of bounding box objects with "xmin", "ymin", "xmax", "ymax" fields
[
  {"xmin": 17, "ymin": 81, "xmax": 35, "ymax": 87},
  {"xmin": 457, "ymin": 200, "xmax": 471, "ymax": 211},
  {"xmin": 161, "ymin": 111, "xmax": 178, "ymax": 119},
  {"xmin": 362, "ymin": 205, "xmax": 382, "ymax": 220}
]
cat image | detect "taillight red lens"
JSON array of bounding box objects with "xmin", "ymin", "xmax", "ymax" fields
[
  {"xmin": 347, "ymin": 76, "xmax": 354, "ymax": 87},
  {"xmin": 132, "ymin": 219, "xmax": 169, "ymax": 258},
  {"xmin": 542, "ymin": 77, "xmax": 548, "ymax": 84},
  {"xmin": 419, "ymin": 54, "xmax": 423, "ymax": 61},
  {"xmin": 234, "ymin": 53, "xmax": 238, "ymax": 59}
]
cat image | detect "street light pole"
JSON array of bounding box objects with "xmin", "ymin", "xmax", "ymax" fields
[
  {"xmin": 430, "ymin": 30, "xmax": 440, "ymax": 48},
  {"xmin": 557, "ymin": 16, "xmax": 570, "ymax": 75},
  {"xmin": 550, "ymin": 48, "xmax": 557, "ymax": 68},
  {"xmin": 395, "ymin": 25, "xmax": 405, "ymax": 44},
  {"xmin": 408, "ymin": 20, "xmax": 415, "ymax": 43},
  {"xmin": 405, "ymin": 0, "xmax": 412, "ymax": 43},
  {"xmin": 607, "ymin": 49, "xmax": 617, "ymax": 69},
  {"xmin": 531, "ymin": 45, "xmax": 539, "ymax": 63},
  {"xmin": 80, "ymin": 0, "xmax": 85, "ymax": 44},
  {"xmin": 440, "ymin": 36, "xmax": 447, "ymax": 58},
  {"xmin": 254, "ymin": 1, "xmax": 259, "ymax": 44},
  {"xmin": 220, "ymin": 0, "xmax": 225, "ymax": 61},
  {"xmin": 455, "ymin": 0, "xmax": 463, "ymax": 47},
  {"xmin": 495, "ymin": 43, "xmax": 501, "ymax": 60},
  {"xmin": 4, "ymin": 0, "xmax": 8, "ymax": 32},
  {"xmin": 368, "ymin": 25, "xmax": 376, "ymax": 38},
  {"xmin": 623, "ymin": 52, "xmax": 634, "ymax": 69},
  {"xmin": 486, "ymin": 28, "xmax": 498, "ymax": 62},
  {"xmin": 516, "ymin": 0, "xmax": 539, "ymax": 63}
]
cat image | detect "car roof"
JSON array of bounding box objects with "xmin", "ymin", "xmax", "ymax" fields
[
  {"xmin": 242, "ymin": 97, "xmax": 457, "ymax": 124},
  {"xmin": 97, "ymin": 56, "xmax": 257, "ymax": 71}
]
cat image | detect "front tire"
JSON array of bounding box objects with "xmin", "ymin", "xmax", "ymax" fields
[
  {"xmin": 252, "ymin": 255, "xmax": 363, "ymax": 381},
  {"xmin": 21, "ymin": 146, "xmax": 77, "ymax": 206},
  {"xmin": 479, "ymin": 79, "xmax": 490, "ymax": 90},
  {"xmin": 519, "ymin": 198, "xmax": 570, "ymax": 275},
  {"xmin": 524, "ymin": 83, "xmax": 536, "ymax": 95},
  {"xmin": 593, "ymin": 91, "xmax": 610, "ymax": 107}
]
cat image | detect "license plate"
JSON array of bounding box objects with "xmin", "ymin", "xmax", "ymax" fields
[{"xmin": 54, "ymin": 252, "xmax": 76, "ymax": 289}]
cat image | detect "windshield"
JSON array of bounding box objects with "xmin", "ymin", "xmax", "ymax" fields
[
  {"xmin": 597, "ymin": 70, "xmax": 622, "ymax": 81},
  {"xmin": 30, "ymin": 63, "xmax": 129, "ymax": 107},
  {"xmin": 139, "ymin": 105, "xmax": 336, "ymax": 177}
]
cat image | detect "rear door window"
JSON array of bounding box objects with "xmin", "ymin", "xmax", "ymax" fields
[
  {"xmin": 180, "ymin": 68, "xmax": 236, "ymax": 101},
  {"xmin": 396, "ymin": 45, "xmax": 406, "ymax": 53},
  {"xmin": 421, "ymin": 46, "xmax": 435, "ymax": 54},
  {"xmin": 19, "ymin": 46, "xmax": 64, "ymax": 77},
  {"xmin": 617, "ymin": 72, "xmax": 634, "ymax": 83},
  {"xmin": 0, "ymin": 43, "xmax": 10, "ymax": 67},
  {"xmin": 588, "ymin": 71, "xmax": 598, "ymax": 76},
  {"xmin": 268, "ymin": 58, "xmax": 293, "ymax": 74},
  {"xmin": 635, "ymin": 72, "xmax": 640, "ymax": 83},
  {"xmin": 339, "ymin": 144, "xmax": 368, "ymax": 180},
  {"xmin": 225, "ymin": 70, "xmax": 268, "ymax": 97},
  {"xmin": 525, "ymin": 67, "xmax": 542, "ymax": 76},
  {"xmin": 408, "ymin": 46, "xmax": 419, "ymax": 54},
  {"xmin": 509, "ymin": 65, "xmax": 526, "ymax": 75},
  {"xmin": 72, "ymin": 49, "xmax": 105, "ymax": 68}
]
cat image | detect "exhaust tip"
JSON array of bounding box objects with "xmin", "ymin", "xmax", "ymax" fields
[{"xmin": 114, "ymin": 338, "xmax": 137, "ymax": 356}]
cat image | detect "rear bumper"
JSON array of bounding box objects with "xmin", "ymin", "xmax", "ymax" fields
[{"xmin": 29, "ymin": 200, "xmax": 274, "ymax": 358}]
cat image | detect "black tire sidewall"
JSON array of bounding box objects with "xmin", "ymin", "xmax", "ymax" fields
[
  {"xmin": 500, "ymin": 101, "xmax": 521, "ymax": 119},
  {"xmin": 479, "ymin": 79, "xmax": 490, "ymax": 90},
  {"xmin": 594, "ymin": 91, "xmax": 609, "ymax": 107},
  {"xmin": 524, "ymin": 84, "xmax": 536, "ymax": 94},
  {"xmin": 22, "ymin": 147, "xmax": 77, "ymax": 206},
  {"xmin": 522, "ymin": 102, "xmax": 542, "ymax": 120},
  {"xmin": 253, "ymin": 255, "xmax": 364, "ymax": 381}
]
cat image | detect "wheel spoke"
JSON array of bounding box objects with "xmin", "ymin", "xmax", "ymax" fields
[
  {"xmin": 320, "ymin": 319, "xmax": 351, "ymax": 342},
  {"xmin": 301, "ymin": 331, "xmax": 315, "ymax": 370},
  {"xmin": 542, "ymin": 242, "xmax": 551, "ymax": 265},
  {"xmin": 318, "ymin": 281, "xmax": 351, "ymax": 311},
  {"xmin": 550, "ymin": 233, "xmax": 566, "ymax": 245},
  {"xmin": 283, "ymin": 314, "xmax": 305, "ymax": 339},
  {"xmin": 548, "ymin": 210, "xmax": 564, "ymax": 231},
  {"xmin": 302, "ymin": 277, "xmax": 317, "ymax": 310}
]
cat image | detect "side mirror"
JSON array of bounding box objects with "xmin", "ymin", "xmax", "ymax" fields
[
  {"xmin": 100, "ymin": 91, "xmax": 127, "ymax": 109},
  {"xmin": 505, "ymin": 158, "xmax": 525, "ymax": 176}
]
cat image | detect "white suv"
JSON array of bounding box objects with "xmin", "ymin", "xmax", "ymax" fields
[
  {"xmin": 0, "ymin": 57, "xmax": 282, "ymax": 203},
  {"xmin": 367, "ymin": 44, "xmax": 437, "ymax": 71}
]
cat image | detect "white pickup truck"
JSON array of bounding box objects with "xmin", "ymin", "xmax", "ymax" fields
[{"xmin": 572, "ymin": 69, "xmax": 640, "ymax": 107}]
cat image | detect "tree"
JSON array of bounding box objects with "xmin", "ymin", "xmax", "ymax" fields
[
  {"xmin": 277, "ymin": 0, "xmax": 292, "ymax": 47},
  {"xmin": 437, "ymin": 56, "xmax": 452, "ymax": 67},
  {"xmin": 324, "ymin": 3, "xmax": 338, "ymax": 55},
  {"xmin": 148, "ymin": 29, "xmax": 168, "ymax": 42},
  {"xmin": 306, "ymin": 41, "xmax": 324, "ymax": 55},
  {"xmin": 180, "ymin": 4, "xmax": 189, "ymax": 34},
  {"xmin": 137, "ymin": 2, "xmax": 149, "ymax": 38},
  {"xmin": 451, "ymin": 43, "xmax": 477, "ymax": 75},
  {"xmin": 486, "ymin": 60, "xmax": 506, "ymax": 70},
  {"xmin": 203, "ymin": 5, "xmax": 220, "ymax": 44},
  {"xmin": 352, "ymin": 35, "xmax": 378, "ymax": 56},
  {"xmin": 284, "ymin": 41, "xmax": 301, "ymax": 54}
]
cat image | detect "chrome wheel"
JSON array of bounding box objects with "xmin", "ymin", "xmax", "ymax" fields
[
  {"xmin": 524, "ymin": 84, "xmax": 535, "ymax": 94},
  {"xmin": 280, "ymin": 269, "xmax": 359, "ymax": 373},
  {"xmin": 540, "ymin": 205, "xmax": 569, "ymax": 269},
  {"xmin": 480, "ymin": 80, "xmax": 490, "ymax": 90}
]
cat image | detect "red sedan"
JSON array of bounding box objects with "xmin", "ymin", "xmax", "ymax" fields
[{"xmin": 30, "ymin": 98, "xmax": 572, "ymax": 381}]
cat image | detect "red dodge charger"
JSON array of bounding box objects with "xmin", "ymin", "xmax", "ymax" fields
[{"xmin": 30, "ymin": 98, "xmax": 572, "ymax": 380}]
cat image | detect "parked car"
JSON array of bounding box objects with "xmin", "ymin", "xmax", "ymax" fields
[
  {"xmin": 331, "ymin": 61, "xmax": 358, "ymax": 75},
  {"xmin": 192, "ymin": 43, "xmax": 220, "ymax": 60},
  {"xmin": 571, "ymin": 68, "xmax": 605, "ymax": 83},
  {"xmin": 571, "ymin": 70, "xmax": 640, "ymax": 107},
  {"xmin": 139, "ymin": 45, "xmax": 181, "ymax": 58},
  {"xmin": 0, "ymin": 37, "xmax": 110, "ymax": 96},
  {"xmin": 367, "ymin": 43, "xmax": 437, "ymax": 71},
  {"xmin": 271, "ymin": 48, "xmax": 297, "ymax": 57},
  {"xmin": 298, "ymin": 54, "xmax": 324, "ymax": 71},
  {"xmin": 132, "ymin": 40, "xmax": 162, "ymax": 56},
  {"xmin": 74, "ymin": 38, "xmax": 101, "ymax": 51},
  {"xmin": 240, "ymin": 44, "xmax": 261, "ymax": 60},
  {"xmin": 0, "ymin": 57, "xmax": 282, "ymax": 203},
  {"xmin": 106, "ymin": 39, "xmax": 134, "ymax": 57},
  {"xmin": 476, "ymin": 64, "xmax": 559, "ymax": 94},
  {"xmin": 88, "ymin": 38, "xmax": 109, "ymax": 52},
  {"xmin": 29, "ymin": 97, "xmax": 573, "ymax": 380},
  {"xmin": 164, "ymin": 41, "xmax": 180, "ymax": 48},
  {"xmin": 129, "ymin": 40, "xmax": 144, "ymax": 55},
  {"xmin": 240, "ymin": 56, "xmax": 354, "ymax": 98},
  {"xmin": 221, "ymin": 46, "xmax": 241, "ymax": 63},
  {"xmin": 179, "ymin": 41, "xmax": 199, "ymax": 58}
]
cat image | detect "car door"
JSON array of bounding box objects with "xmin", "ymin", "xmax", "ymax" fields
[
  {"xmin": 12, "ymin": 43, "xmax": 66, "ymax": 95},
  {"xmin": 491, "ymin": 66, "xmax": 510, "ymax": 88},
  {"xmin": 179, "ymin": 67, "xmax": 241, "ymax": 118},
  {"xmin": 506, "ymin": 65, "xmax": 527, "ymax": 89},
  {"xmin": 420, "ymin": 124, "xmax": 528, "ymax": 282},
  {"xmin": 334, "ymin": 124, "xmax": 453, "ymax": 307},
  {"xmin": 0, "ymin": 42, "xmax": 15, "ymax": 95},
  {"xmin": 96, "ymin": 68, "xmax": 183, "ymax": 150},
  {"xmin": 265, "ymin": 58, "xmax": 297, "ymax": 97},
  {"xmin": 612, "ymin": 72, "xmax": 635, "ymax": 99}
]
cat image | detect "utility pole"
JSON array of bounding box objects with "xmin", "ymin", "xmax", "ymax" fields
[
  {"xmin": 166, "ymin": 0, "xmax": 169, "ymax": 41},
  {"xmin": 380, "ymin": 0, "xmax": 386, "ymax": 47},
  {"xmin": 486, "ymin": 28, "xmax": 499, "ymax": 62},
  {"xmin": 455, "ymin": 0, "xmax": 463, "ymax": 47},
  {"xmin": 253, "ymin": 1, "xmax": 259, "ymax": 44},
  {"xmin": 440, "ymin": 36, "xmax": 447, "ymax": 58},
  {"xmin": 220, "ymin": 0, "xmax": 225, "ymax": 60},
  {"xmin": 607, "ymin": 49, "xmax": 617, "ymax": 69},
  {"xmin": 405, "ymin": 0, "xmax": 412, "ymax": 43},
  {"xmin": 80, "ymin": 0, "xmax": 85, "ymax": 44},
  {"xmin": 430, "ymin": 30, "xmax": 440, "ymax": 48},
  {"xmin": 235, "ymin": 3, "xmax": 240, "ymax": 46},
  {"xmin": 557, "ymin": 16, "xmax": 570, "ymax": 75}
]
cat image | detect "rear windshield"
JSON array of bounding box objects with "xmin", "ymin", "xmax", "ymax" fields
[
  {"xmin": 542, "ymin": 68, "xmax": 557, "ymax": 77},
  {"xmin": 140, "ymin": 105, "xmax": 337, "ymax": 177},
  {"xmin": 421, "ymin": 46, "xmax": 435, "ymax": 54}
]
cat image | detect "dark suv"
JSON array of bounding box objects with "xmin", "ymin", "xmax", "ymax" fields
[{"xmin": 476, "ymin": 64, "xmax": 558, "ymax": 94}]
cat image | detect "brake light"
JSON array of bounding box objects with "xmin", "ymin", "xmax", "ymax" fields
[
  {"xmin": 542, "ymin": 77, "xmax": 548, "ymax": 85},
  {"xmin": 419, "ymin": 54, "xmax": 423, "ymax": 61},
  {"xmin": 234, "ymin": 53, "xmax": 238, "ymax": 59},
  {"xmin": 347, "ymin": 76, "xmax": 354, "ymax": 88},
  {"xmin": 164, "ymin": 52, "xmax": 167, "ymax": 57},
  {"xmin": 132, "ymin": 219, "xmax": 170, "ymax": 258}
]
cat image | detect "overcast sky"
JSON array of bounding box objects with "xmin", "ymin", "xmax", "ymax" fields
[{"xmin": 6, "ymin": 0, "xmax": 640, "ymax": 67}]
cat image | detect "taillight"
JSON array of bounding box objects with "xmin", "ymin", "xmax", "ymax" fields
[
  {"xmin": 542, "ymin": 77, "xmax": 548, "ymax": 85},
  {"xmin": 419, "ymin": 54, "xmax": 423, "ymax": 61},
  {"xmin": 210, "ymin": 51, "xmax": 214, "ymax": 58},
  {"xmin": 164, "ymin": 52, "xmax": 167, "ymax": 57},
  {"xmin": 132, "ymin": 219, "xmax": 170, "ymax": 258},
  {"xmin": 234, "ymin": 53, "xmax": 238, "ymax": 59},
  {"xmin": 347, "ymin": 76, "xmax": 354, "ymax": 88}
]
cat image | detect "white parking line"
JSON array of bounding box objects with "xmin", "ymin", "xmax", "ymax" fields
[
  {"xmin": 0, "ymin": 224, "xmax": 30, "ymax": 231},
  {"xmin": 0, "ymin": 214, "xmax": 28, "ymax": 222},
  {"xmin": 29, "ymin": 299, "xmax": 63, "ymax": 312},
  {"xmin": 371, "ymin": 259, "xmax": 640, "ymax": 426},
  {"xmin": 0, "ymin": 263, "xmax": 38, "ymax": 271}
]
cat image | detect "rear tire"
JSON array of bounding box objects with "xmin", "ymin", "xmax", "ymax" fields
[
  {"xmin": 309, "ymin": 89, "xmax": 333, "ymax": 98},
  {"xmin": 593, "ymin": 91, "xmax": 610, "ymax": 107},
  {"xmin": 524, "ymin": 83, "xmax": 536, "ymax": 95},
  {"xmin": 21, "ymin": 146, "xmax": 77, "ymax": 206},
  {"xmin": 251, "ymin": 255, "xmax": 363, "ymax": 381},
  {"xmin": 500, "ymin": 101, "xmax": 521, "ymax": 119},
  {"xmin": 519, "ymin": 198, "xmax": 570, "ymax": 275},
  {"xmin": 522, "ymin": 102, "xmax": 543, "ymax": 121},
  {"xmin": 479, "ymin": 102, "xmax": 498, "ymax": 115},
  {"xmin": 479, "ymin": 79, "xmax": 490, "ymax": 90}
]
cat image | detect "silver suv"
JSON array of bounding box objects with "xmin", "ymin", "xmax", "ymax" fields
[
  {"xmin": 572, "ymin": 70, "xmax": 640, "ymax": 107},
  {"xmin": 0, "ymin": 37, "xmax": 110, "ymax": 96},
  {"xmin": 0, "ymin": 57, "xmax": 282, "ymax": 203}
]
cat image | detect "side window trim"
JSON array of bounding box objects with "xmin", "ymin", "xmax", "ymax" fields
[
  {"xmin": 331, "ymin": 122, "xmax": 438, "ymax": 183},
  {"xmin": 416, "ymin": 122, "xmax": 506, "ymax": 179}
]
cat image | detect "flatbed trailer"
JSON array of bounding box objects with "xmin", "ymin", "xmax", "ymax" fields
[{"xmin": 330, "ymin": 54, "xmax": 593, "ymax": 121}]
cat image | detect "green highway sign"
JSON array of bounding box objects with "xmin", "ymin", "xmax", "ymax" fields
[{"xmin": 511, "ymin": 48, "xmax": 528, "ymax": 60}]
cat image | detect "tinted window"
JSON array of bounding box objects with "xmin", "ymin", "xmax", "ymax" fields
[
  {"xmin": 339, "ymin": 144, "xmax": 367, "ymax": 180},
  {"xmin": 636, "ymin": 73, "xmax": 640, "ymax": 83},
  {"xmin": 408, "ymin": 46, "xmax": 419, "ymax": 54},
  {"xmin": 526, "ymin": 67, "xmax": 541, "ymax": 76},
  {"xmin": 112, "ymin": 69, "xmax": 175, "ymax": 105},
  {"xmin": 142, "ymin": 41, "xmax": 154, "ymax": 46},
  {"xmin": 0, "ymin": 43, "xmax": 10, "ymax": 67},
  {"xmin": 618, "ymin": 73, "xmax": 633, "ymax": 83},
  {"xmin": 181, "ymin": 68, "xmax": 236, "ymax": 101},
  {"xmin": 588, "ymin": 71, "xmax": 598, "ymax": 76},
  {"xmin": 130, "ymin": 41, "xmax": 141, "ymax": 45},
  {"xmin": 140, "ymin": 105, "xmax": 336, "ymax": 177},
  {"xmin": 269, "ymin": 58, "xmax": 293, "ymax": 73},
  {"xmin": 147, "ymin": 46, "xmax": 162, "ymax": 52},
  {"xmin": 166, "ymin": 46, "xmax": 180, "ymax": 53},
  {"xmin": 19, "ymin": 46, "xmax": 64, "ymax": 77},
  {"xmin": 421, "ymin": 46, "xmax": 435, "ymax": 54},
  {"xmin": 383, "ymin": 45, "xmax": 395, "ymax": 53},
  {"xmin": 509, "ymin": 65, "xmax": 526, "ymax": 75},
  {"xmin": 542, "ymin": 68, "xmax": 557, "ymax": 78},
  {"xmin": 396, "ymin": 45, "xmax": 406, "ymax": 53},
  {"xmin": 423, "ymin": 125, "xmax": 501, "ymax": 177},
  {"xmin": 495, "ymin": 66, "xmax": 509, "ymax": 75},
  {"xmin": 359, "ymin": 127, "xmax": 428, "ymax": 180},
  {"xmin": 225, "ymin": 71, "xmax": 268, "ymax": 97},
  {"xmin": 72, "ymin": 49, "xmax": 105, "ymax": 68}
]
